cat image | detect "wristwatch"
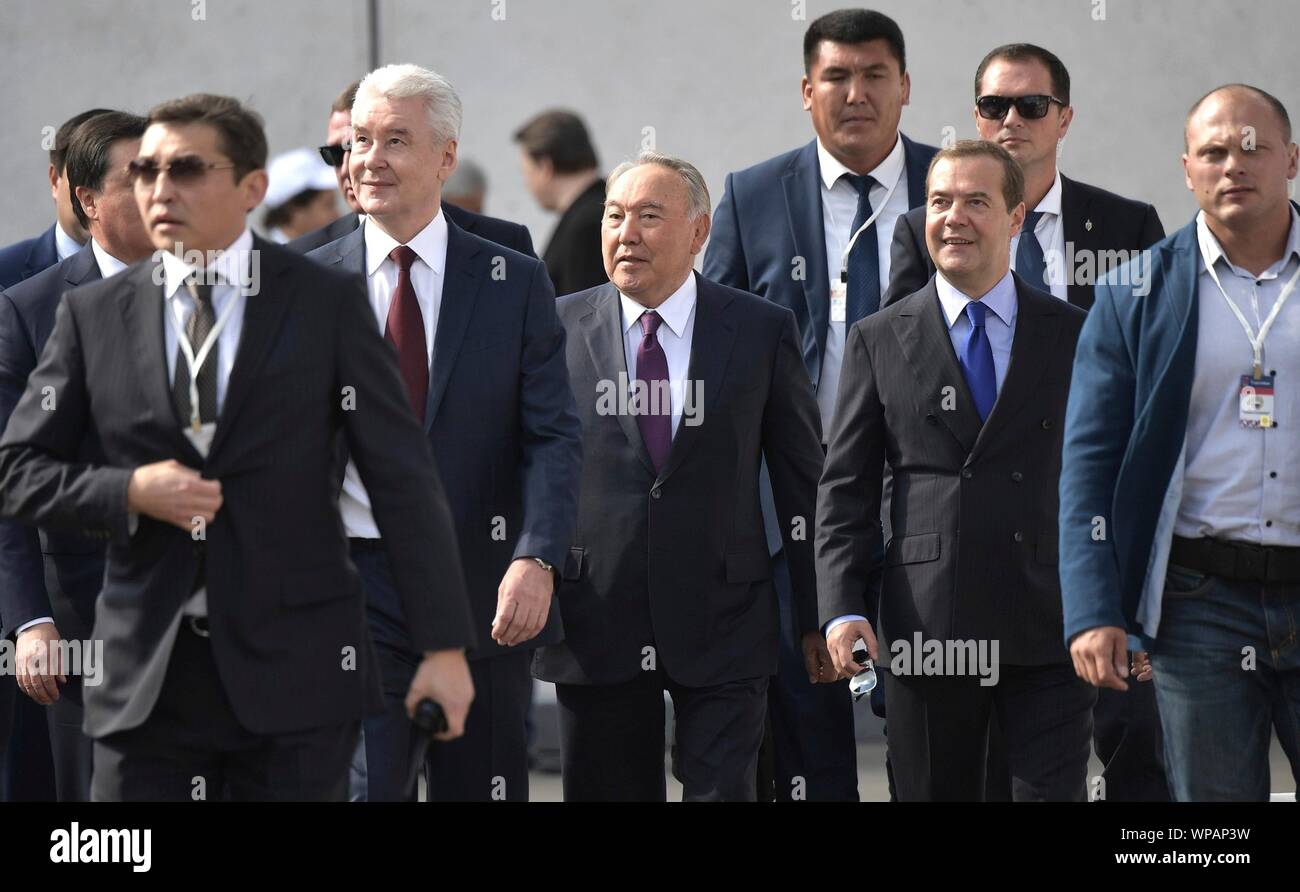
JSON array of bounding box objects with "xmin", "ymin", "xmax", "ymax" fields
[{"xmin": 532, "ymin": 557, "xmax": 555, "ymax": 574}]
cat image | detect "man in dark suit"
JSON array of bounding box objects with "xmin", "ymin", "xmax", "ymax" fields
[
  {"xmin": 702, "ymin": 7, "xmax": 937, "ymax": 802},
  {"xmin": 309, "ymin": 65, "xmax": 581, "ymax": 803},
  {"xmin": 535, "ymin": 152, "xmax": 825, "ymax": 801},
  {"xmin": 0, "ymin": 109, "xmax": 107, "ymax": 289},
  {"xmin": 0, "ymin": 93, "xmax": 477, "ymax": 801},
  {"xmin": 0, "ymin": 111, "xmax": 155, "ymax": 801},
  {"xmin": 288, "ymin": 79, "xmax": 534, "ymax": 257},
  {"xmin": 515, "ymin": 110, "xmax": 607, "ymax": 296},
  {"xmin": 818, "ymin": 141, "xmax": 1095, "ymax": 801},
  {"xmin": 1063, "ymin": 86, "xmax": 1300, "ymax": 801},
  {"xmin": 882, "ymin": 44, "xmax": 1170, "ymax": 803}
]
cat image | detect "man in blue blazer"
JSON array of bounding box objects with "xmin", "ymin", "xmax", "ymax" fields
[
  {"xmin": 703, "ymin": 7, "xmax": 937, "ymax": 801},
  {"xmin": 0, "ymin": 111, "xmax": 154, "ymax": 801},
  {"xmin": 1061, "ymin": 84, "xmax": 1300, "ymax": 801},
  {"xmin": 309, "ymin": 65, "xmax": 581, "ymax": 802}
]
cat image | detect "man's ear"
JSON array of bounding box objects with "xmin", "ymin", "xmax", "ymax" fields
[{"xmin": 48, "ymin": 163, "xmax": 60, "ymax": 199}]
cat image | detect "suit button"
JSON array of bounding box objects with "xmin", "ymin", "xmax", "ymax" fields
[
  {"xmin": 1041, "ymin": 418, "xmax": 1054, "ymax": 430},
  {"xmin": 1011, "ymin": 471, "xmax": 1023, "ymax": 483},
  {"xmin": 650, "ymin": 487, "xmax": 662, "ymax": 500},
  {"xmin": 1013, "ymin": 531, "xmax": 1024, "ymax": 543},
  {"xmin": 961, "ymin": 469, "xmax": 973, "ymax": 479}
]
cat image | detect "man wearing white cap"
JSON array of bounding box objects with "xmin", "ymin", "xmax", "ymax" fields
[{"xmin": 262, "ymin": 147, "xmax": 340, "ymax": 242}]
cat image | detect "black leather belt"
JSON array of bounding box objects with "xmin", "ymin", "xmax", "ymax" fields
[{"xmin": 1170, "ymin": 535, "xmax": 1300, "ymax": 584}]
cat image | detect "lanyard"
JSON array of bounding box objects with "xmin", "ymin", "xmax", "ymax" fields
[
  {"xmin": 838, "ymin": 164, "xmax": 905, "ymax": 282},
  {"xmin": 166, "ymin": 282, "xmax": 244, "ymax": 430},
  {"xmin": 1203, "ymin": 257, "xmax": 1300, "ymax": 378}
]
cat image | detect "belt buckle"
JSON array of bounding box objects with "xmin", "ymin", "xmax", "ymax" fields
[{"xmin": 187, "ymin": 615, "xmax": 211, "ymax": 638}]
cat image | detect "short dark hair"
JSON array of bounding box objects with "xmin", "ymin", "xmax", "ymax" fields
[
  {"xmin": 263, "ymin": 188, "xmax": 332, "ymax": 230},
  {"xmin": 332, "ymin": 79, "xmax": 361, "ymax": 115},
  {"xmin": 145, "ymin": 93, "xmax": 268, "ymax": 181},
  {"xmin": 975, "ymin": 44, "xmax": 1071, "ymax": 106},
  {"xmin": 926, "ymin": 139, "xmax": 1025, "ymax": 211},
  {"xmin": 65, "ymin": 111, "xmax": 147, "ymax": 230},
  {"xmin": 51, "ymin": 108, "xmax": 113, "ymax": 171},
  {"xmin": 513, "ymin": 110, "xmax": 599, "ymax": 173},
  {"xmin": 802, "ymin": 9, "xmax": 906, "ymax": 74},
  {"xmin": 1185, "ymin": 83, "xmax": 1293, "ymax": 148}
]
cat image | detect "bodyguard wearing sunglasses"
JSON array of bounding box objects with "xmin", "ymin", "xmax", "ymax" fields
[
  {"xmin": 289, "ymin": 80, "xmax": 536, "ymax": 258},
  {"xmin": 882, "ymin": 44, "xmax": 1171, "ymax": 803},
  {"xmin": 0, "ymin": 93, "xmax": 477, "ymax": 800},
  {"xmin": 884, "ymin": 43, "xmax": 1165, "ymax": 312}
]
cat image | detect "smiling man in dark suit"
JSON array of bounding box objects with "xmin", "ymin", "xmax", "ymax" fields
[
  {"xmin": 818, "ymin": 141, "xmax": 1095, "ymax": 801},
  {"xmin": 0, "ymin": 93, "xmax": 476, "ymax": 801},
  {"xmin": 536, "ymin": 152, "xmax": 825, "ymax": 801}
]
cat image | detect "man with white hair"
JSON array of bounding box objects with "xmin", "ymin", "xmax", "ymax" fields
[
  {"xmin": 534, "ymin": 152, "xmax": 824, "ymax": 800},
  {"xmin": 309, "ymin": 64, "xmax": 581, "ymax": 802}
]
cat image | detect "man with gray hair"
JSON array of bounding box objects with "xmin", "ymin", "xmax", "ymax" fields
[
  {"xmin": 533, "ymin": 152, "xmax": 824, "ymax": 800},
  {"xmin": 309, "ymin": 64, "xmax": 581, "ymax": 802}
]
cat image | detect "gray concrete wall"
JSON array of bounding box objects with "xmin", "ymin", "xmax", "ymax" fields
[{"xmin": 2, "ymin": 0, "xmax": 1296, "ymax": 251}]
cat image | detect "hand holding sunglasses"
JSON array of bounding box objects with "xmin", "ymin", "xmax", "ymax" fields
[{"xmin": 976, "ymin": 94, "xmax": 1067, "ymax": 120}]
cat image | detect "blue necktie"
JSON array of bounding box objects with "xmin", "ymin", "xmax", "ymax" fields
[
  {"xmin": 843, "ymin": 173, "xmax": 880, "ymax": 324},
  {"xmin": 961, "ymin": 301, "xmax": 997, "ymax": 423},
  {"xmin": 1016, "ymin": 210, "xmax": 1048, "ymax": 289}
]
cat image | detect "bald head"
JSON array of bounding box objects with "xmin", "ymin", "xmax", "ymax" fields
[{"xmin": 1185, "ymin": 84, "xmax": 1292, "ymax": 150}]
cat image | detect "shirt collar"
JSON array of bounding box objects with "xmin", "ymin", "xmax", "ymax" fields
[
  {"xmin": 54, "ymin": 222, "xmax": 84, "ymax": 261},
  {"xmin": 1032, "ymin": 170, "xmax": 1063, "ymax": 217},
  {"xmin": 1196, "ymin": 205, "xmax": 1300, "ymax": 280},
  {"xmin": 620, "ymin": 271, "xmax": 698, "ymax": 338},
  {"xmin": 89, "ymin": 239, "xmax": 129, "ymax": 279},
  {"xmin": 935, "ymin": 269, "xmax": 1018, "ymax": 329},
  {"xmin": 363, "ymin": 210, "xmax": 448, "ymax": 278},
  {"xmin": 817, "ymin": 133, "xmax": 905, "ymax": 193},
  {"xmin": 161, "ymin": 227, "xmax": 254, "ymax": 300}
]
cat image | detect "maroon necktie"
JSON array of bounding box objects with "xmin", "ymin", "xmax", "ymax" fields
[
  {"xmin": 635, "ymin": 311, "xmax": 671, "ymax": 472},
  {"xmin": 385, "ymin": 245, "xmax": 428, "ymax": 423}
]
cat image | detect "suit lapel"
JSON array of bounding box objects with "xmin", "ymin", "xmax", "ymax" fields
[
  {"xmin": 967, "ymin": 276, "xmax": 1062, "ymax": 463},
  {"xmin": 892, "ymin": 281, "xmax": 982, "ymax": 454},
  {"xmin": 901, "ymin": 134, "xmax": 931, "ymax": 209},
  {"xmin": 425, "ymin": 220, "xmax": 484, "ymax": 427},
  {"xmin": 782, "ymin": 141, "xmax": 830, "ymax": 382},
  {"xmin": 656, "ymin": 276, "xmax": 737, "ymax": 484},
  {"xmin": 580, "ymin": 284, "xmax": 656, "ymax": 474},
  {"xmin": 1059, "ymin": 175, "xmax": 1098, "ymax": 309},
  {"xmin": 207, "ymin": 239, "xmax": 293, "ymax": 459},
  {"xmin": 117, "ymin": 262, "xmax": 201, "ymax": 462}
]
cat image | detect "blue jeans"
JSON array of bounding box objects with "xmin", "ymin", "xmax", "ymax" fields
[{"xmin": 1149, "ymin": 564, "xmax": 1300, "ymax": 801}]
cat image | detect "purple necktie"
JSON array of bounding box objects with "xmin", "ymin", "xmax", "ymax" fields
[{"xmin": 635, "ymin": 311, "xmax": 671, "ymax": 472}]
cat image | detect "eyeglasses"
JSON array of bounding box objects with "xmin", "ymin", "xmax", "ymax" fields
[
  {"xmin": 318, "ymin": 142, "xmax": 352, "ymax": 168},
  {"xmin": 975, "ymin": 94, "xmax": 1067, "ymax": 120},
  {"xmin": 127, "ymin": 156, "xmax": 238, "ymax": 186}
]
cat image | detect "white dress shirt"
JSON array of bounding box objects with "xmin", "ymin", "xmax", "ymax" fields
[
  {"xmin": 817, "ymin": 135, "xmax": 908, "ymax": 437},
  {"xmin": 1173, "ymin": 207, "xmax": 1300, "ymax": 546},
  {"xmin": 340, "ymin": 212, "xmax": 448, "ymax": 539},
  {"xmin": 619, "ymin": 272, "xmax": 698, "ymax": 441},
  {"xmin": 1010, "ymin": 170, "xmax": 1068, "ymax": 302},
  {"xmin": 54, "ymin": 221, "xmax": 84, "ymax": 262},
  {"xmin": 825, "ymin": 269, "xmax": 1019, "ymax": 639}
]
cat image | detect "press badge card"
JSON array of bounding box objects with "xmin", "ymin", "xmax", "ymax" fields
[
  {"xmin": 830, "ymin": 278, "xmax": 847, "ymax": 324},
  {"xmin": 1239, "ymin": 374, "xmax": 1275, "ymax": 428}
]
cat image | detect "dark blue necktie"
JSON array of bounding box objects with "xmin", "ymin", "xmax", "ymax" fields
[
  {"xmin": 843, "ymin": 173, "xmax": 880, "ymax": 324},
  {"xmin": 1016, "ymin": 209, "xmax": 1048, "ymax": 289},
  {"xmin": 960, "ymin": 301, "xmax": 997, "ymax": 423}
]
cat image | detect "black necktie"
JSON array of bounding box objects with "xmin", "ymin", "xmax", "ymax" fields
[
  {"xmin": 172, "ymin": 278, "xmax": 218, "ymax": 427},
  {"xmin": 843, "ymin": 173, "xmax": 881, "ymax": 324}
]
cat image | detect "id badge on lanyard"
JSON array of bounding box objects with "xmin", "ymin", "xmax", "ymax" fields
[{"xmin": 834, "ymin": 167, "xmax": 903, "ymax": 324}]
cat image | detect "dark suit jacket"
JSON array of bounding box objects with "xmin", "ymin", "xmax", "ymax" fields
[
  {"xmin": 703, "ymin": 135, "xmax": 939, "ymax": 388},
  {"xmin": 0, "ymin": 238, "xmax": 475, "ymax": 738},
  {"xmin": 533, "ymin": 274, "xmax": 824, "ymax": 687},
  {"xmin": 308, "ymin": 218, "xmax": 581, "ymax": 660},
  {"xmin": 882, "ymin": 175, "xmax": 1166, "ymax": 311},
  {"xmin": 288, "ymin": 203, "xmax": 536, "ymax": 257},
  {"xmin": 0, "ymin": 247, "xmax": 105, "ymax": 657},
  {"xmin": 543, "ymin": 179, "xmax": 608, "ymax": 297},
  {"xmin": 0, "ymin": 225, "xmax": 60, "ymax": 290},
  {"xmin": 817, "ymin": 274, "xmax": 1086, "ymax": 666}
]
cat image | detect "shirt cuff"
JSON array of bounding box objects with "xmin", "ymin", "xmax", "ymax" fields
[
  {"xmin": 824, "ymin": 614, "xmax": 868, "ymax": 638},
  {"xmin": 15, "ymin": 617, "xmax": 55, "ymax": 636}
]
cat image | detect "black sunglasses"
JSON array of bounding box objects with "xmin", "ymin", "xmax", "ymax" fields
[
  {"xmin": 128, "ymin": 156, "xmax": 238, "ymax": 186},
  {"xmin": 318, "ymin": 142, "xmax": 352, "ymax": 168},
  {"xmin": 976, "ymin": 94, "xmax": 1067, "ymax": 120}
]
